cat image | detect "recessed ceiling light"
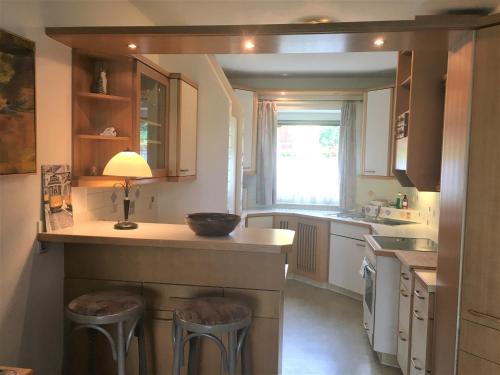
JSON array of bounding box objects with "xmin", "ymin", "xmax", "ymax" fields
[
  {"xmin": 281, "ymin": 73, "xmax": 289, "ymax": 77},
  {"xmin": 244, "ymin": 40, "xmax": 255, "ymax": 50},
  {"xmin": 127, "ymin": 43, "xmax": 138, "ymax": 50},
  {"xmin": 373, "ymin": 38, "xmax": 385, "ymax": 47},
  {"xmin": 280, "ymin": 91, "xmax": 286, "ymax": 95}
]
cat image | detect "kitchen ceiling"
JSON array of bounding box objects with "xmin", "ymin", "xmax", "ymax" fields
[
  {"xmin": 216, "ymin": 52, "xmax": 398, "ymax": 77},
  {"xmin": 129, "ymin": 0, "xmax": 499, "ymax": 26}
]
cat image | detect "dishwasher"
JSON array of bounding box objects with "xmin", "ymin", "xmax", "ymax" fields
[{"xmin": 328, "ymin": 222, "xmax": 371, "ymax": 295}]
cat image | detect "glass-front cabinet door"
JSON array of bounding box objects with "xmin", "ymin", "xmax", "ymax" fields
[{"xmin": 135, "ymin": 61, "xmax": 168, "ymax": 176}]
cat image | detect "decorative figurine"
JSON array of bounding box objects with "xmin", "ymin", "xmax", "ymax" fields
[{"xmin": 100, "ymin": 127, "xmax": 117, "ymax": 137}]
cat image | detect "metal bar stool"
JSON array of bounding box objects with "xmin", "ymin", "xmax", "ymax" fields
[
  {"xmin": 172, "ymin": 297, "xmax": 252, "ymax": 375},
  {"xmin": 65, "ymin": 290, "xmax": 147, "ymax": 375}
]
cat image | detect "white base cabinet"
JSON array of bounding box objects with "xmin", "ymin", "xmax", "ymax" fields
[{"xmin": 329, "ymin": 235, "xmax": 366, "ymax": 294}]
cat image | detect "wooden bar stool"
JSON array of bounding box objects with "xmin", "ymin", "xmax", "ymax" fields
[
  {"xmin": 65, "ymin": 290, "xmax": 147, "ymax": 375},
  {"xmin": 172, "ymin": 297, "xmax": 252, "ymax": 375}
]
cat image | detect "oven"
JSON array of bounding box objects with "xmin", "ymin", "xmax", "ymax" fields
[{"xmin": 362, "ymin": 256, "xmax": 376, "ymax": 347}]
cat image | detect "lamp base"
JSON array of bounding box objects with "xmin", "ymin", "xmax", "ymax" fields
[{"xmin": 114, "ymin": 221, "xmax": 138, "ymax": 230}]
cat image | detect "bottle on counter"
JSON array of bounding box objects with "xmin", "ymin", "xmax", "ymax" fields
[
  {"xmin": 402, "ymin": 194, "xmax": 409, "ymax": 209},
  {"xmin": 396, "ymin": 192, "xmax": 402, "ymax": 209}
]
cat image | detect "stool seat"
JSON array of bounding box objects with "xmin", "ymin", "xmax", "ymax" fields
[
  {"xmin": 65, "ymin": 290, "xmax": 147, "ymax": 375},
  {"xmin": 175, "ymin": 297, "xmax": 251, "ymax": 326},
  {"xmin": 67, "ymin": 290, "xmax": 143, "ymax": 320}
]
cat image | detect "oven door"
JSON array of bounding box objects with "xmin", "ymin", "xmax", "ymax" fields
[{"xmin": 362, "ymin": 259, "xmax": 376, "ymax": 346}]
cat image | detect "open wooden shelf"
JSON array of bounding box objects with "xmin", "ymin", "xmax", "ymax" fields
[
  {"xmin": 140, "ymin": 118, "xmax": 163, "ymax": 127},
  {"xmin": 77, "ymin": 134, "xmax": 130, "ymax": 141},
  {"xmin": 400, "ymin": 76, "xmax": 412, "ymax": 88},
  {"xmin": 77, "ymin": 92, "xmax": 131, "ymax": 102}
]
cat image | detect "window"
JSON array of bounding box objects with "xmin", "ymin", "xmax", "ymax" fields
[{"xmin": 276, "ymin": 109, "xmax": 341, "ymax": 206}]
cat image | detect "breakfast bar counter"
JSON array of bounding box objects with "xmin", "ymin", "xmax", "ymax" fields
[{"xmin": 40, "ymin": 221, "xmax": 295, "ymax": 375}]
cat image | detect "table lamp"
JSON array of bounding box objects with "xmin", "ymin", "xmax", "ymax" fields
[{"xmin": 103, "ymin": 150, "xmax": 152, "ymax": 230}]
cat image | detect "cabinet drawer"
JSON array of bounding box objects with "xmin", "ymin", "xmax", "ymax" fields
[
  {"xmin": 413, "ymin": 278, "xmax": 434, "ymax": 319},
  {"xmin": 397, "ymin": 282, "xmax": 412, "ymax": 375},
  {"xmin": 460, "ymin": 319, "xmax": 500, "ymax": 365},
  {"xmin": 400, "ymin": 264, "xmax": 412, "ymax": 292},
  {"xmin": 330, "ymin": 222, "xmax": 370, "ymax": 240},
  {"xmin": 143, "ymin": 283, "xmax": 223, "ymax": 311},
  {"xmin": 458, "ymin": 351, "xmax": 500, "ymax": 375},
  {"xmin": 224, "ymin": 288, "xmax": 281, "ymax": 319},
  {"xmin": 410, "ymin": 312, "xmax": 432, "ymax": 374}
]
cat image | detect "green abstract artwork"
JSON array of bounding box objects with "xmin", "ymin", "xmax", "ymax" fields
[{"xmin": 0, "ymin": 29, "xmax": 36, "ymax": 174}]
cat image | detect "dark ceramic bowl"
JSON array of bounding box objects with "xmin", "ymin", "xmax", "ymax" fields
[{"xmin": 185, "ymin": 212, "xmax": 241, "ymax": 236}]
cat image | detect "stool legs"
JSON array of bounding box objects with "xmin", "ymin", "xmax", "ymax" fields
[
  {"xmin": 117, "ymin": 322, "xmax": 126, "ymax": 375},
  {"xmin": 228, "ymin": 330, "xmax": 238, "ymax": 375},
  {"xmin": 187, "ymin": 335, "xmax": 200, "ymax": 375},
  {"xmin": 172, "ymin": 323, "xmax": 184, "ymax": 375},
  {"xmin": 137, "ymin": 318, "xmax": 147, "ymax": 375},
  {"xmin": 172, "ymin": 322, "xmax": 250, "ymax": 375}
]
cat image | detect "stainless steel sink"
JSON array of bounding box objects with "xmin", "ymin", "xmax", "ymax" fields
[
  {"xmin": 332, "ymin": 212, "xmax": 416, "ymax": 226},
  {"xmin": 372, "ymin": 236, "xmax": 438, "ymax": 251}
]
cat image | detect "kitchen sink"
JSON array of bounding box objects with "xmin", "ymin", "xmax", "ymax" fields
[
  {"xmin": 372, "ymin": 236, "xmax": 438, "ymax": 251},
  {"xmin": 332, "ymin": 212, "xmax": 417, "ymax": 226}
]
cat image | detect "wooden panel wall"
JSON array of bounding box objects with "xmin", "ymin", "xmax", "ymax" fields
[{"xmin": 433, "ymin": 30, "xmax": 475, "ymax": 375}]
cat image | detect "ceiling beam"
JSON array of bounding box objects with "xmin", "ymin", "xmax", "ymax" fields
[{"xmin": 45, "ymin": 15, "xmax": 480, "ymax": 55}]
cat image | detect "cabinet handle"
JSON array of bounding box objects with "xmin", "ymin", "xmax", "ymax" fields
[
  {"xmin": 411, "ymin": 357, "xmax": 423, "ymax": 371},
  {"xmin": 400, "ymin": 289, "xmax": 409, "ymax": 298},
  {"xmin": 355, "ymin": 243, "xmax": 365, "ymax": 248},
  {"xmin": 413, "ymin": 310, "xmax": 424, "ymax": 321},
  {"xmin": 398, "ymin": 330, "xmax": 407, "ymax": 342},
  {"xmin": 401, "ymin": 272, "xmax": 410, "ymax": 281},
  {"xmin": 180, "ymin": 169, "xmax": 189, "ymax": 172},
  {"xmin": 414, "ymin": 289, "xmax": 425, "ymax": 300},
  {"xmin": 364, "ymin": 170, "xmax": 376, "ymax": 173},
  {"xmin": 468, "ymin": 309, "xmax": 500, "ymax": 323},
  {"xmin": 363, "ymin": 322, "xmax": 369, "ymax": 331}
]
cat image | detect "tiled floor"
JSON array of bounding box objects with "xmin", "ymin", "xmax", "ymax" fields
[{"xmin": 282, "ymin": 280, "xmax": 402, "ymax": 375}]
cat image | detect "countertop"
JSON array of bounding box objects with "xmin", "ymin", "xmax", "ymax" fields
[
  {"xmin": 38, "ymin": 221, "xmax": 295, "ymax": 254},
  {"xmin": 414, "ymin": 270, "xmax": 437, "ymax": 293},
  {"xmin": 244, "ymin": 208, "xmax": 435, "ymax": 240},
  {"xmin": 365, "ymin": 234, "xmax": 438, "ymax": 260},
  {"xmin": 395, "ymin": 251, "xmax": 438, "ymax": 270}
]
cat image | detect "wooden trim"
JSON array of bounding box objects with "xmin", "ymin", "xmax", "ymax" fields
[
  {"xmin": 134, "ymin": 60, "xmax": 170, "ymax": 178},
  {"xmin": 169, "ymin": 72, "xmax": 198, "ymax": 89},
  {"xmin": 133, "ymin": 54, "xmax": 170, "ymax": 77},
  {"xmin": 45, "ymin": 16, "xmax": 482, "ymax": 39},
  {"xmin": 433, "ymin": 29, "xmax": 475, "ymax": 375},
  {"xmin": 166, "ymin": 175, "xmax": 196, "ymax": 182}
]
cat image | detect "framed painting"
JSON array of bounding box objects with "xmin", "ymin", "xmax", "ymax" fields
[{"xmin": 0, "ymin": 28, "xmax": 36, "ymax": 175}]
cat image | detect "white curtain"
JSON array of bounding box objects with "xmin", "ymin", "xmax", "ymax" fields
[
  {"xmin": 339, "ymin": 101, "xmax": 357, "ymax": 210},
  {"xmin": 256, "ymin": 101, "xmax": 277, "ymax": 206}
]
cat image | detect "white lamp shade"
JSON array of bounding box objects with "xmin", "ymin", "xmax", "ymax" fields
[{"xmin": 103, "ymin": 151, "xmax": 153, "ymax": 178}]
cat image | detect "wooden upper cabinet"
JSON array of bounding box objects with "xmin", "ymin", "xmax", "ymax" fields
[
  {"xmin": 234, "ymin": 88, "xmax": 258, "ymax": 175},
  {"xmin": 134, "ymin": 61, "xmax": 169, "ymax": 177},
  {"xmin": 393, "ymin": 49, "xmax": 447, "ymax": 191},
  {"xmin": 362, "ymin": 87, "xmax": 394, "ymax": 177},
  {"xmin": 168, "ymin": 73, "xmax": 198, "ymax": 181}
]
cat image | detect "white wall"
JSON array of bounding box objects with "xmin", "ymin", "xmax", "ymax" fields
[
  {"xmin": 0, "ymin": 2, "xmax": 70, "ymax": 373},
  {"xmin": 155, "ymin": 55, "xmax": 234, "ymax": 223},
  {"xmin": 0, "ymin": 1, "xmax": 158, "ymax": 373}
]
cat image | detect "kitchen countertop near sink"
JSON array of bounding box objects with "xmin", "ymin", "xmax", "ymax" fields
[
  {"xmin": 395, "ymin": 251, "xmax": 438, "ymax": 270},
  {"xmin": 244, "ymin": 208, "xmax": 437, "ymax": 242}
]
